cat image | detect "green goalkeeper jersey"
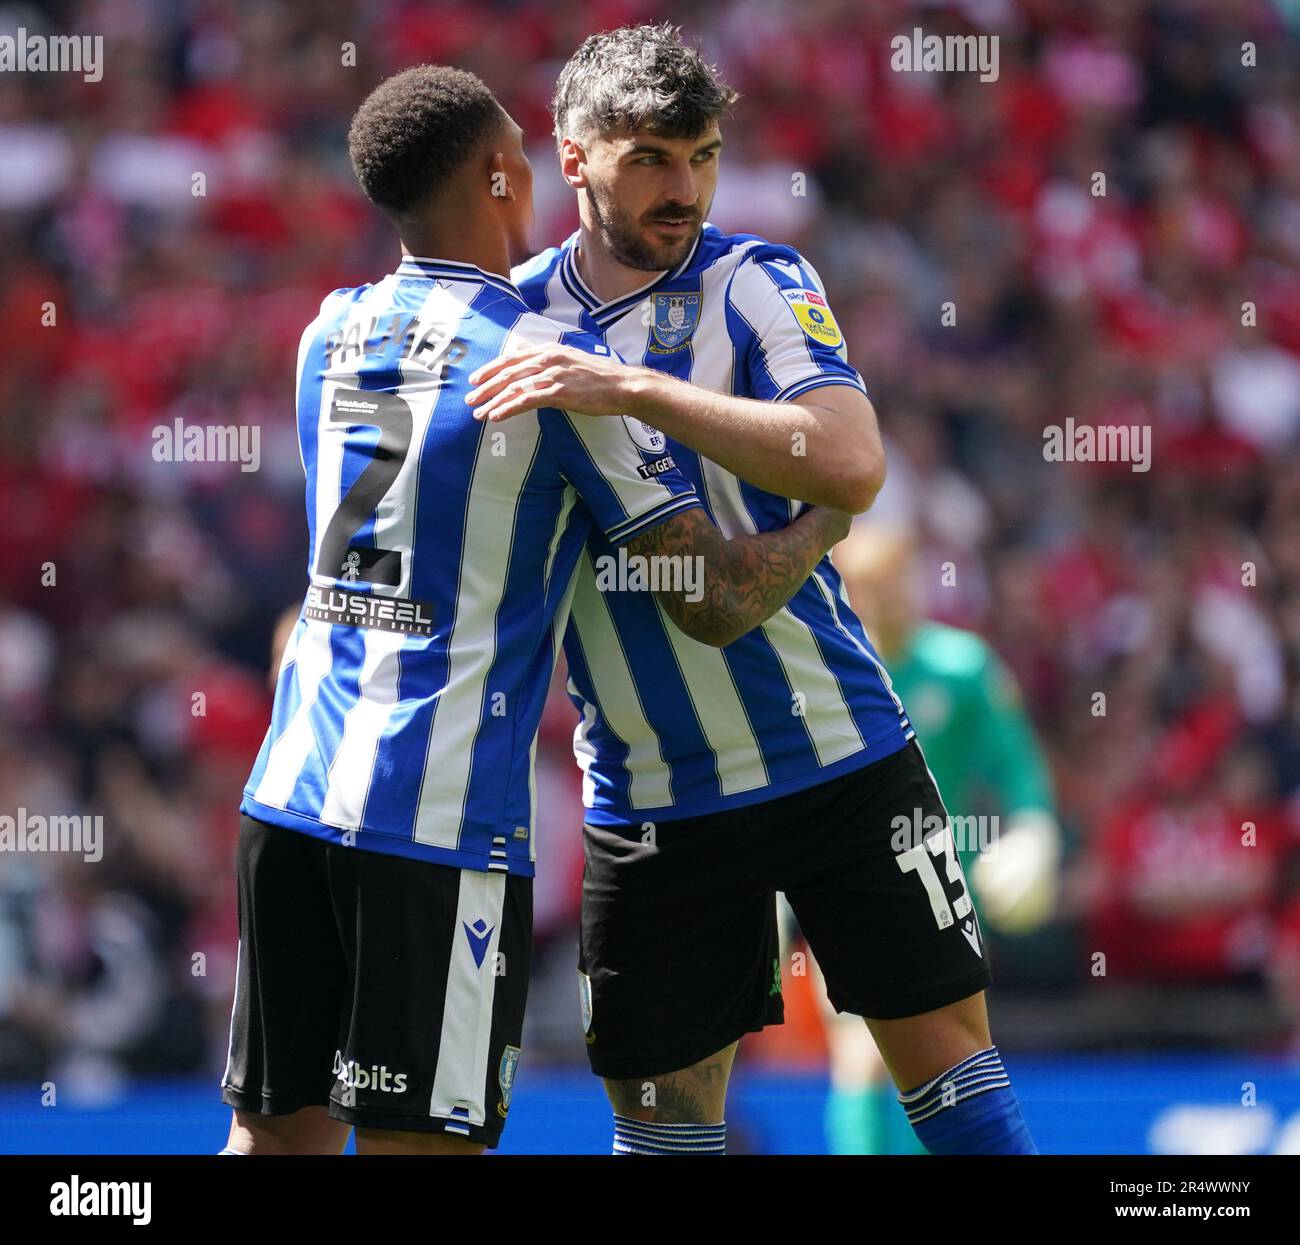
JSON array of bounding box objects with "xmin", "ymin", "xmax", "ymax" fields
[{"xmin": 888, "ymin": 622, "xmax": 1054, "ymax": 881}]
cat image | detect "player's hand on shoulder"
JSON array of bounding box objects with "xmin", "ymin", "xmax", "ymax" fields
[{"xmin": 466, "ymin": 343, "xmax": 646, "ymax": 422}]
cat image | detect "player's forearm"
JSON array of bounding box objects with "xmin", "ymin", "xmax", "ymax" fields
[
  {"xmin": 621, "ymin": 368, "xmax": 883, "ymax": 512},
  {"xmin": 628, "ymin": 506, "xmax": 848, "ymax": 647},
  {"xmin": 707, "ymin": 506, "xmax": 852, "ymax": 644}
]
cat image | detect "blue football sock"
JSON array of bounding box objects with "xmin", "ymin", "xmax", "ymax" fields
[
  {"xmin": 613, "ymin": 1114, "xmax": 726, "ymax": 1155},
  {"xmin": 897, "ymin": 1047, "xmax": 1037, "ymax": 1155}
]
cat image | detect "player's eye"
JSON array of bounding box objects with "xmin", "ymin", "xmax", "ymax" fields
[{"xmin": 692, "ymin": 150, "xmax": 716, "ymax": 163}]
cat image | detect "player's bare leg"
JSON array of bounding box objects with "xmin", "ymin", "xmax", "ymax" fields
[
  {"xmin": 603, "ymin": 1042, "xmax": 736, "ymax": 1153},
  {"xmin": 222, "ymin": 1106, "xmax": 350, "ymax": 1155},
  {"xmin": 605, "ymin": 1040, "xmax": 736, "ymax": 1122},
  {"xmin": 354, "ymin": 1127, "xmax": 484, "ymax": 1155},
  {"xmin": 865, "ymin": 988, "xmax": 991, "ymax": 1092},
  {"xmin": 863, "ymin": 989, "xmax": 1036, "ymax": 1154}
]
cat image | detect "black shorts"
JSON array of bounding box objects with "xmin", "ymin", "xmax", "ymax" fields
[
  {"xmin": 220, "ymin": 814, "xmax": 531, "ymax": 1147},
  {"xmin": 578, "ymin": 740, "xmax": 991, "ymax": 1079}
]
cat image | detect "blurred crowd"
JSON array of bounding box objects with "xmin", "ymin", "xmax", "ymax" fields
[{"xmin": 1, "ymin": 0, "xmax": 1299, "ymax": 1091}]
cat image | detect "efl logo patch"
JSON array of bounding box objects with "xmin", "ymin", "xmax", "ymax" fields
[
  {"xmin": 622, "ymin": 416, "xmax": 677, "ymax": 479},
  {"xmin": 782, "ymin": 288, "xmax": 843, "ymax": 348},
  {"xmin": 623, "ymin": 416, "xmax": 667, "ymax": 455},
  {"xmin": 649, "ymin": 291, "xmax": 701, "ymax": 353}
]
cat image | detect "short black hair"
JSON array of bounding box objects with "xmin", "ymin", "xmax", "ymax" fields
[
  {"xmin": 552, "ymin": 23, "xmax": 737, "ymax": 147},
  {"xmin": 348, "ymin": 64, "xmax": 503, "ymax": 214}
]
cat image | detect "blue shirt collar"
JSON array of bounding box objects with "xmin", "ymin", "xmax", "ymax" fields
[
  {"xmin": 396, "ymin": 255, "xmax": 522, "ymax": 300},
  {"xmin": 560, "ymin": 227, "xmax": 706, "ymax": 326}
]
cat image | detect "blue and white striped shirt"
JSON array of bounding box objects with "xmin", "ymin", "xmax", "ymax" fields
[
  {"xmin": 241, "ymin": 257, "xmax": 701, "ymax": 874},
  {"xmin": 513, "ymin": 225, "xmax": 914, "ymax": 826}
]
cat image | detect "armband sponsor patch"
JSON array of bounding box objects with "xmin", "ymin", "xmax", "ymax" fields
[
  {"xmin": 782, "ymin": 288, "xmax": 843, "ymax": 348},
  {"xmin": 621, "ymin": 415, "xmax": 676, "ymax": 479}
]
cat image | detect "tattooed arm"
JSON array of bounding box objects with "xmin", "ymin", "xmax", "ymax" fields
[{"xmin": 624, "ymin": 505, "xmax": 850, "ymax": 648}]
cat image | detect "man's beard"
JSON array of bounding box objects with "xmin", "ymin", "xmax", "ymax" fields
[{"xmin": 586, "ymin": 180, "xmax": 702, "ymax": 272}]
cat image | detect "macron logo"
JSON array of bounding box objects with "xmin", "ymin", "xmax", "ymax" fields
[{"xmin": 463, "ymin": 918, "xmax": 494, "ymax": 968}]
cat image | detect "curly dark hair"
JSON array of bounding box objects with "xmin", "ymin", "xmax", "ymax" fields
[
  {"xmin": 552, "ymin": 22, "xmax": 738, "ymax": 147},
  {"xmin": 348, "ymin": 64, "xmax": 503, "ymax": 214}
]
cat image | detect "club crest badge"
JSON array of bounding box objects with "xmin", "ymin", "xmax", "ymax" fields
[
  {"xmin": 497, "ymin": 1045, "xmax": 521, "ymax": 1117},
  {"xmin": 649, "ymin": 291, "xmax": 702, "ymax": 353}
]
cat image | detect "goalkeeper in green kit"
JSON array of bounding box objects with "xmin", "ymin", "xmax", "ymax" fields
[{"xmin": 794, "ymin": 524, "xmax": 1061, "ymax": 1155}]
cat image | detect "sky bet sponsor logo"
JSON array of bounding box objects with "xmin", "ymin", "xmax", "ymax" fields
[{"xmin": 334, "ymin": 1051, "xmax": 408, "ymax": 1094}]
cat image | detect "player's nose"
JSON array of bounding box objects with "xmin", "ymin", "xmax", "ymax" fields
[{"xmin": 663, "ymin": 161, "xmax": 701, "ymax": 206}]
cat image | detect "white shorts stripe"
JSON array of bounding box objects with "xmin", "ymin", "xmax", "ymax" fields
[
  {"xmin": 220, "ymin": 938, "xmax": 242, "ymax": 1090},
  {"xmin": 428, "ymin": 869, "xmax": 508, "ymax": 1127}
]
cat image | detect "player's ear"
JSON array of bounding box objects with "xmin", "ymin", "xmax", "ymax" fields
[
  {"xmin": 558, "ymin": 136, "xmax": 587, "ymax": 189},
  {"xmin": 487, "ymin": 150, "xmax": 516, "ymax": 202}
]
